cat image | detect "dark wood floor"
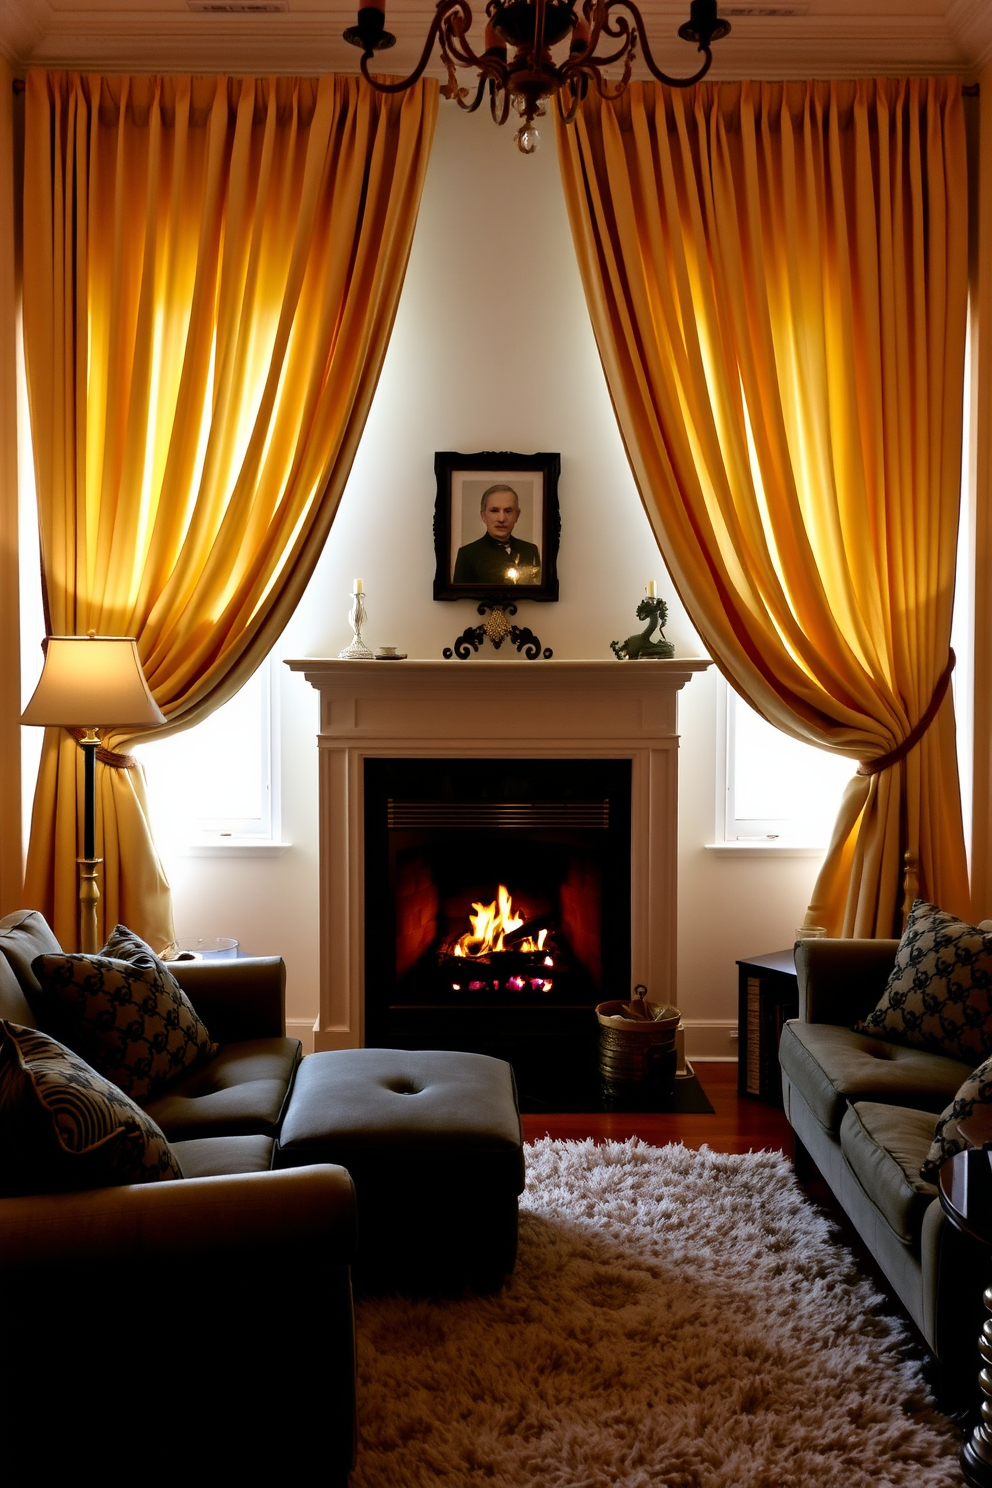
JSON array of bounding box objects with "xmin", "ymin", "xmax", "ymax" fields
[{"xmin": 520, "ymin": 1060, "xmax": 795, "ymax": 1154}]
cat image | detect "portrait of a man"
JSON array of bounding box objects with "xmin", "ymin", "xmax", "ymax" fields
[
  {"xmin": 433, "ymin": 450, "xmax": 560, "ymax": 604},
  {"xmin": 452, "ymin": 483, "xmax": 542, "ymax": 586}
]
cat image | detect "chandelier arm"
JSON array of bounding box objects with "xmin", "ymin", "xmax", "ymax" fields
[
  {"xmin": 590, "ymin": 52, "xmax": 634, "ymax": 101},
  {"xmin": 556, "ymin": 79, "xmax": 585, "ymax": 125},
  {"xmin": 442, "ymin": 10, "xmax": 495, "ymax": 69},
  {"xmin": 489, "ymin": 80, "xmax": 512, "ymax": 125},
  {"xmin": 604, "ymin": 0, "xmax": 713, "ymax": 87},
  {"xmin": 449, "ymin": 70, "xmax": 496, "ymax": 113},
  {"xmin": 565, "ymin": 8, "xmax": 633, "ymax": 71},
  {"xmin": 358, "ymin": 1, "xmax": 462, "ymax": 93}
]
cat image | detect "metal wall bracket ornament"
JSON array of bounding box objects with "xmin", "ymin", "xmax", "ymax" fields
[
  {"xmin": 443, "ymin": 602, "xmax": 553, "ymax": 659},
  {"xmin": 610, "ymin": 596, "xmax": 675, "ymax": 660}
]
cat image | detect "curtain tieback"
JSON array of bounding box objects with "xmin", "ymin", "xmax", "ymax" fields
[
  {"xmin": 857, "ymin": 650, "xmax": 956, "ymax": 778},
  {"xmin": 67, "ymin": 726, "xmax": 137, "ymax": 770}
]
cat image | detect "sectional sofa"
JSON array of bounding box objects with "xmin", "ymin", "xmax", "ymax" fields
[
  {"xmin": 779, "ymin": 934, "xmax": 988, "ymax": 1387},
  {"xmin": 0, "ymin": 908, "xmax": 357, "ymax": 1479}
]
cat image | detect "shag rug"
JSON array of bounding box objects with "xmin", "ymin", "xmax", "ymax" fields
[{"xmin": 351, "ymin": 1139, "xmax": 964, "ymax": 1488}]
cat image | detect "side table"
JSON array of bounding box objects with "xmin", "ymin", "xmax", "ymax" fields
[
  {"xmin": 939, "ymin": 1148, "xmax": 992, "ymax": 1486},
  {"xmin": 736, "ymin": 949, "xmax": 798, "ymax": 1105}
]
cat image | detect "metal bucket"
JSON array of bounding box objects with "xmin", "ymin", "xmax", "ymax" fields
[{"xmin": 596, "ymin": 1000, "xmax": 680, "ymax": 1110}]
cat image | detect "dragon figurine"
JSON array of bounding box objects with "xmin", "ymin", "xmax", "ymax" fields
[{"xmin": 611, "ymin": 596, "xmax": 675, "ymax": 660}]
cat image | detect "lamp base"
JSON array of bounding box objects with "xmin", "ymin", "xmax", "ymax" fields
[{"xmin": 77, "ymin": 856, "xmax": 103, "ymax": 955}]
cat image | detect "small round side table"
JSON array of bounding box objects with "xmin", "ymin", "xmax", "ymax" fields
[{"xmin": 940, "ymin": 1148, "xmax": 992, "ymax": 1487}]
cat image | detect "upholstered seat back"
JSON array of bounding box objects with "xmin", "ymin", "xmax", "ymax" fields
[
  {"xmin": 0, "ymin": 951, "xmax": 35, "ymax": 1027},
  {"xmin": 0, "ymin": 910, "xmax": 62, "ymax": 1007}
]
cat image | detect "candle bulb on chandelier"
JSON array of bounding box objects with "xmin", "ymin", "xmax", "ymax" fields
[{"xmin": 646, "ymin": 580, "xmax": 657, "ymax": 598}]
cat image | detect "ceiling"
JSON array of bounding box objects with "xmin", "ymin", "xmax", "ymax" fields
[{"xmin": 1, "ymin": 0, "xmax": 990, "ymax": 82}]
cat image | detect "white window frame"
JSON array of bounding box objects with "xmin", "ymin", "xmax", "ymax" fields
[
  {"xmin": 708, "ymin": 679, "xmax": 851, "ymax": 857},
  {"xmin": 137, "ymin": 655, "xmax": 288, "ymax": 857}
]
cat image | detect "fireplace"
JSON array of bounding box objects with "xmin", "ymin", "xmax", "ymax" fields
[
  {"xmin": 363, "ymin": 757, "xmax": 631, "ymax": 1101},
  {"xmin": 284, "ymin": 657, "xmax": 709, "ymax": 1093}
]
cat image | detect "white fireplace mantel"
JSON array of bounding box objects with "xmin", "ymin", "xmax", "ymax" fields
[{"xmin": 285, "ymin": 657, "xmax": 710, "ymax": 1050}]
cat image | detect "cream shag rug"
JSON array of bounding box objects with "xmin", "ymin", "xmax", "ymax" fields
[{"xmin": 352, "ymin": 1139, "xmax": 962, "ymax": 1487}]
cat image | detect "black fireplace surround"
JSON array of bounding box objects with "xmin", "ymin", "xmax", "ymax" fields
[{"xmin": 364, "ymin": 757, "xmax": 631, "ymax": 1108}]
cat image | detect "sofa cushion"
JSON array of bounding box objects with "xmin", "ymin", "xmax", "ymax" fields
[
  {"xmin": 171, "ymin": 1133, "xmax": 275, "ymax": 1178},
  {"xmin": 0, "ymin": 1020, "xmax": 183, "ymax": 1195},
  {"xmin": 840, "ymin": 1101, "xmax": 938, "ymax": 1244},
  {"xmin": 919, "ymin": 1052, "xmax": 992, "ymax": 1183},
  {"xmin": 855, "ymin": 900, "xmax": 992, "ymax": 1064},
  {"xmin": 778, "ymin": 1019, "xmax": 971, "ymax": 1134},
  {"xmin": 143, "ymin": 1038, "xmax": 302, "ymax": 1140},
  {"xmin": 31, "ymin": 932, "xmax": 218, "ymax": 1103}
]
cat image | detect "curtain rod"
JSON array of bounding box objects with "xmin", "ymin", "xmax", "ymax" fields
[{"xmin": 10, "ymin": 78, "xmax": 982, "ymax": 96}]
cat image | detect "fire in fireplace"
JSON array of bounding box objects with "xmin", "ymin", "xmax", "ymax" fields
[{"xmin": 443, "ymin": 883, "xmax": 556, "ymax": 995}]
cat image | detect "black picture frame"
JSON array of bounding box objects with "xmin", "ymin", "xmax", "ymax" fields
[{"xmin": 433, "ymin": 450, "xmax": 561, "ymax": 603}]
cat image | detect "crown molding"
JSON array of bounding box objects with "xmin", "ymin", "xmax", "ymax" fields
[
  {"xmin": 0, "ymin": 5, "xmax": 986, "ymax": 80},
  {"xmin": 949, "ymin": 0, "xmax": 992, "ymax": 70}
]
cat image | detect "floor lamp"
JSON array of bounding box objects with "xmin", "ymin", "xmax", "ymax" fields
[{"xmin": 21, "ymin": 635, "xmax": 166, "ymax": 954}]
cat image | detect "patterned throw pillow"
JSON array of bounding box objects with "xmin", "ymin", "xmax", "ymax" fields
[
  {"xmin": 0, "ymin": 1020, "xmax": 183, "ymax": 1196},
  {"xmin": 919, "ymin": 1053, "xmax": 992, "ymax": 1183},
  {"xmin": 854, "ymin": 900, "xmax": 992, "ymax": 1065},
  {"xmin": 31, "ymin": 926, "xmax": 217, "ymax": 1103}
]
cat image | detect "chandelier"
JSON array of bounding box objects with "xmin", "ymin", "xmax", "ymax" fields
[{"xmin": 344, "ymin": 0, "xmax": 731, "ymax": 153}]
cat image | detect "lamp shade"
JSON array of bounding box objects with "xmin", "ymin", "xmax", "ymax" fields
[{"xmin": 21, "ymin": 636, "xmax": 166, "ymax": 729}]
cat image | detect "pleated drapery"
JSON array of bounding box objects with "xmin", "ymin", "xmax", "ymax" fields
[
  {"xmin": 557, "ymin": 78, "xmax": 970, "ymax": 936},
  {"xmin": 22, "ymin": 71, "xmax": 438, "ymax": 951}
]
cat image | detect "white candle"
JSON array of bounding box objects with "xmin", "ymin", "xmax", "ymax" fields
[
  {"xmin": 354, "ymin": 578, "xmax": 363, "ymax": 594},
  {"xmin": 646, "ymin": 580, "xmax": 657, "ymax": 598}
]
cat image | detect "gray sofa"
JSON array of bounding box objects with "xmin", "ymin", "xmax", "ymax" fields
[
  {"xmin": 0, "ymin": 908, "xmax": 358, "ymax": 1479},
  {"xmin": 779, "ymin": 936, "xmax": 988, "ymax": 1384}
]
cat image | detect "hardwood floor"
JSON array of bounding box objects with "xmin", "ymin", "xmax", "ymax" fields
[{"xmin": 520, "ymin": 1061, "xmax": 795, "ymax": 1155}]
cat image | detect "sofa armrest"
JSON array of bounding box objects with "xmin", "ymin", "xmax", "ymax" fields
[
  {"xmin": 794, "ymin": 937, "xmax": 899, "ymax": 1025},
  {"xmin": 169, "ymin": 955, "xmax": 286, "ymax": 1041},
  {"xmin": 0, "ymin": 1162, "xmax": 355, "ymax": 1270},
  {"xmin": 3, "ymin": 1165, "xmax": 358, "ymax": 1481}
]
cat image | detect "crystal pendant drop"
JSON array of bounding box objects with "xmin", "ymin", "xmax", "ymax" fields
[{"xmin": 515, "ymin": 123, "xmax": 540, "ymax": 154}]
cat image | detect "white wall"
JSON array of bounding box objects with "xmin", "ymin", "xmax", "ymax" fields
[{"xmin": 162, "ymin": 101, "xmax": 826, "ymax": 1055}]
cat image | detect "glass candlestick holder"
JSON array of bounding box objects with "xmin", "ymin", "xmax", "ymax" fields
[{"xmin": 339, "ymin": 588, "xmax": 374, "ymax": 660}]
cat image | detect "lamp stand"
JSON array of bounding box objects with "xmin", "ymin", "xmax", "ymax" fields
[{"xmin": 78, "ymin": 729, "xmax": 102, "ymax": 955}]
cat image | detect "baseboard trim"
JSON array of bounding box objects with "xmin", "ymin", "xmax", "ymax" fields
[
  {"xmin": 286, "ymin": 1018, "xmax": 316, "ymax": 1055},
  {"xmin": 288, "ymin": 1018, "xmax": 737, "ymax": 1064},
  {"xmin": 681, "ymin": 1020, "xmax": 739, "ymax": 1062}
]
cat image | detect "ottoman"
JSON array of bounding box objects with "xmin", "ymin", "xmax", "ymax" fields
[{"xmin": 275, "ymin": 1048, "xmax": 525, "ymax": 1291}]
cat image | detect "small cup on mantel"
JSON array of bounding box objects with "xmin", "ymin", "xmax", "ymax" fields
[
  {"xmin": 378, "ymin": 645, "xmax": 398, "ymax": 656},
  {"xmin": 795, "ymin": 925, "xmax": 827, "ymax": 941}
]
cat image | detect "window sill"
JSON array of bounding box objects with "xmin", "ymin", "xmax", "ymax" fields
[
  {"xmin": 704, "ymin": 842, "xmax": 826, "ymax": 859},
  {"xmin": 170, "ymin": 840, "xmax": 292, "ymax": 858}
]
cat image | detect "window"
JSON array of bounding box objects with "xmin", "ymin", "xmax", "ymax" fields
[
  {"xmin": 135, "ymin": 657, "xmax": 285, "ymax": 854},
  {"xmin": 717, "ymin": 681, "xmax": 852, "ymax": 850}
]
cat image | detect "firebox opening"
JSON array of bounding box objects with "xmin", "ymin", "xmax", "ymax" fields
[{"xmin": 364, "ymin": 757, "xmax": 632, "ymax": 1108}]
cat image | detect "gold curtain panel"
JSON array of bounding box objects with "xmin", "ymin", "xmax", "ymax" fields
[
  {"xmin": 21, "ymin": 71, "xmax": 438, "ymax": 950},
  {"xmin": 557, "ymin": 77, "xmax": 970, "ymax": 936}
]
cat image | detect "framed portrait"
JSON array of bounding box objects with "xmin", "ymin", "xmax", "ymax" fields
[{"xmin": 433, "ymin": 450, "xmax": 561, "ymax": 603}]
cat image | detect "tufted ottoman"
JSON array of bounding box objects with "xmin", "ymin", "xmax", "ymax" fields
[{"xmin": 275, "ymin": 1048, "xmax": 525, "ymax": 1291}]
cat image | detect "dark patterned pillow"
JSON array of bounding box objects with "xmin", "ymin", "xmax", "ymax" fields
[
  {"xmin": 854, "ymin": 900, "xmax": 992, "ymax": 1064},
  {"xmin": 919, "ymin": 1053, "xmax": 992, "ymax": 1183},
  {"xmin": 31, "ymin": 927, "xmax": 218, "ymax": 1103},
  {"xmin": 0, "ymin": 1021, "xmax": 183, "ymax": 1196}
]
